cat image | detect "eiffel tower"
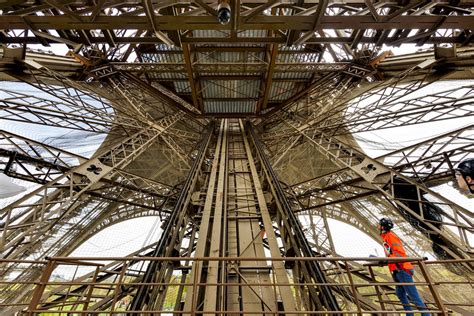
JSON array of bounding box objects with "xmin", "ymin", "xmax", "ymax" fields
[{"xmin": 0, "ymin": 1, "xmax": 473, "ymax": 314}]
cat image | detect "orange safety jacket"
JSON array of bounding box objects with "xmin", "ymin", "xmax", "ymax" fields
[{"xmin": 381, "ymin": 231, "xmax": 414, "ymax": 273}]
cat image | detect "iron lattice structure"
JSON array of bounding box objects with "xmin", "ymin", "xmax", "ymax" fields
[{"xmin": 0, "ymin": 0, "xmax": 473, "ymax": 314}]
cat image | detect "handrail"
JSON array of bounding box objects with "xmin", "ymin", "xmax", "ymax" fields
[{"xmin": 1, "ymin": 256, "xmax": 471, "ymax": 315}]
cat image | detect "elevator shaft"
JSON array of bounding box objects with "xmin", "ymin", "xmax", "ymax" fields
[
  {"xmin": 183, "ymin": 119, "xmax": 297, "ymax": 314},
  {"xmin": 127, "ymin": 119, "xmax": 338, "ymax": 314}
]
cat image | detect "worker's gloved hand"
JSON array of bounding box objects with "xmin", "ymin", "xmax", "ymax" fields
[{"xmin": 377, "ymin": 260, "xmax": 388, "ymax": 266}]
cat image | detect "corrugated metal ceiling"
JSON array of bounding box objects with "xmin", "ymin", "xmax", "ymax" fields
[
  {"xmin": 204, "ymin": 100, "xmax": 255, "ymax": 113},
  {"xmin": 137, "ymin": 41, "xmax": 317, "ymax": 114},
  {"xmin": 202, "ymin": 80, "xmax": 259, "ymax": 99}
]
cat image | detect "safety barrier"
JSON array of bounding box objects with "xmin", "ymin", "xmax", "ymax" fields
[{"xmin": 0, "ymin": 256, "xmax": 472, "ymax": 315}]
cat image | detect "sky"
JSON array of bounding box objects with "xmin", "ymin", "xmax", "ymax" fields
[{"xmin": 0, "ymin": 173, "xmax": 26, "ymax": 198}]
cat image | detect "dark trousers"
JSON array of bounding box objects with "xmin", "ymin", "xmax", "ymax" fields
[{"xmin": 392, "ymin": 270, "xmax": 430, "ymax": 316}]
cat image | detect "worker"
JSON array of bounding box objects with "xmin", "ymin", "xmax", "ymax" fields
[
  {"xmin": 454, "ymin": 158, "xmax": 474, "ymax": 195},
  {"xmin": 379, "ymin": 218, "xmax": 430, "ymax": 315}
]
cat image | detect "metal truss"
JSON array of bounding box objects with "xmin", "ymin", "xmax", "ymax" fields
[
  {"xmin": 0, "ymin": 130, "xmax": 83, "ymax": 183},
  {"xmin": 28, "ymin": 123, "xmax": 213, "ymax": 313},
  {"xmin": 0, "ymin": 121, "xmax": 182, "ymax": 308},
  {"xmin": 89, "ymin": 66, "xmax": 203, "ymax": 169},
  {"xmin": 0, "ymin": 112, "xmax": 182, "ymax": 260},
  {"xmin": 2, "ymin": 1, "xmax": 472, "ymax": 116},
  {"xmin": 1, "ymin": 119, "xmax": 472, "ymax": 314},
  {"xmin": 0, "ymin": 1, "xmax": 474, "ymax": 314},
  {"xmin": 129, "ymin": 122, "xmax": 214, "ymax": 311},
  {"xmin": 7, "ymin": 54, "xmax": 205, "ymax": 134},
  {"xmin": 276, "ymin": 125, "xmax": 474, "ymax": 260},
  {"xmin": 318, "ymin": 78, "xmax": 474, "ymax": 138},
  {"xmin": 3, "ymin": 58, "xmax": 205, "ymax": 170},
  {"xmin": 0, "ymin": 130, "xmax": 174, "ymax": 208},
  {"xmin": 0, "ymin": 88, "xmax": 112, "ymax": 134},
  {"xmin": 280, "ymin": 116, "xmax": 473, "ymax": 263},
  {"xmin": 88, "ymin": 64, "xmax": 201, "ymax": 116},
  {"xmin": 251, "ymin": 123, "xmax": 396, "ymax": 313},
  {"xmin": 0, "ymin": 1, "xmax": 472, "ymax": 45},
  {"xmin": 3, "ymin": 60, "xmax": 146, "ymax": 134},
  {"xmin": 261, "ymin": 71, "xmax": 358, "ymax": 126},
  {"xmin": 378, "ymin": 125, "xmax": 474, "ymax": 183},
  {"xmin": 260, "ymin": 57, "xmax": 474, "ymax": 159},
  {"xmin": 262, "ymin": 122, "xmax": 474, "ymax": 310}
]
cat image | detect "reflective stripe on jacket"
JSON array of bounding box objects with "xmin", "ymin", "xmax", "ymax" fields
[{"xmin": 381, "ymin": 231, "xmax": 414, "ymax": 272}]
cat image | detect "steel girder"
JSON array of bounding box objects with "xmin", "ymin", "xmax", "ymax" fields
[
  {"xmin": 260, "ymin": 57, "xmax": 474, "ymax": 150},
  {"xmin": 9, "ymin": 60, "xmax": 204, "ymax": 170},
  {"xmin": 3, "ymin": 60, "xmax": 147, "ymax": 134},
  {"xmin": 0, "ymin": 121, "xmax": 182, "ymax": 310},
  {"xmin": 282, "ymin": 116, "xmax": 473, "ymax": 261},
  {"xmin": 247, "ymin": 121, "xmax": 341, "ymax": 312},
  {"xmin": 0, "ymin": 88, "xmax": 114, "ymax": 134},
  {"xmin": 126, "ymin": 122, "xmax": 214, "ymax": 311},
  {"xmin": 0, "ymin": 1, "xmax": 473, "ymax": 45},
  {"xmin": 291, "ymin": 124, "xmax": 474, "ymax": 200},
  {"xmin": 283, "ymin": 125, "xmax": 474, "ymax": 259},
  {"xmin": 109, "ymin": 61, "xmax": 367, "ymax": 75},
  {"xmin": 32, "ymin": 131, "xmax": 206, "ymax": 312},
  {"xmin": 259, "ymin": 63, "xmax": 474, "ymax": 260},
  {"xmin": 0, "ymin": 112, "xmax": 182, "ymax": 259},
  {"xmin": 0, "ymin": 58, "xmax": 200, "ymax": 193},
  {"xmin": 88, "ymin": 65, "xmax": 201, "ymax": 115},
  {"xmin": 0, "ymin": 130, "xmax": 83, "ymax": 182},
  {"xmin": 2, "ymin": 55, "xmax": 204, "ymax": 136},
  {"xmin": 2, "ymin": 1, "xmax": 472, "ymax": 116},
  {"xmin": 0, "ymin": 130, "xmax": 174, "ymax": 207}
]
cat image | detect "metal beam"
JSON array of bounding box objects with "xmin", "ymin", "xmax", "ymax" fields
[
  {"xmin": 141, "ymin": 0, "xmax": 175, "ymax": 46},
  {"xmin": 1, "ymin": 15, "xmax": 473, "ymax": 31},
  {"xmin": 258, "ymin": 43, "xmax": 279, "ymax": 113},
  {"xmin": 247, "ymin": 121, "xmax": 341, "ymax": 312},
  {"xmin": 130, "ymin": 122, "xmax": 214, "ymax": 311},
  {"xmin": 0, "ymin": 112, "xmax": 183, "ymax": 261},
  {"xmin": 295, "ymin": 0, "xmax": 328, "ymax": 45},
  {"xmin": 182, "ymin": 43, "xmax": 202, "ymax": 112},
  {"xmin": 281, "ymin": 116, "xmax": 473, "ymax": 262}
]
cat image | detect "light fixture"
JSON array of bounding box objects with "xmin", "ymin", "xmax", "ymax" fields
[{"xmin": 217, "ymin": 0, "xmax": 231, "ymax": 25}]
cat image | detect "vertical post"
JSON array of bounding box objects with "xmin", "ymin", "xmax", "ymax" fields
[
  {"xmin": 175, "ymin": 225, "xmax": 198, "ymax": 311},
  {"xmin": 27, "ymin": 259, "xmax": 57, "ymax": 315},
  {"xmin": 191, "ymin": 260, "xmax": 200, "ymax": 316},
  {"xmin": 367, "ymin": 266, "xmax": 386, "ymax": 312},
  {"xmin": 322, "ymin": 210, "xmax": 336, "ymax": 253},
  {"xmin": 417, "ymin": 261, "xmax": 448, "ymax": 315},
  {"xmin": 109, "ymin": 260, "xmax": 129, "ymax": 315},
  {"xmin": 344, "ymin": 263, "xmax": 362, "ymax": 315},
  {"xmin": 1, "ymin": 209, "xmax": 12, "ymax": 249},
  {"xmin": 83, "ymin": 265, "xmax": 101, "ymax": 311}
]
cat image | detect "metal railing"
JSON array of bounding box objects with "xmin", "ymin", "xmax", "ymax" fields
[{"xmin": 1, "ymin": 256, "xmax": 472, "ymax": 315}]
